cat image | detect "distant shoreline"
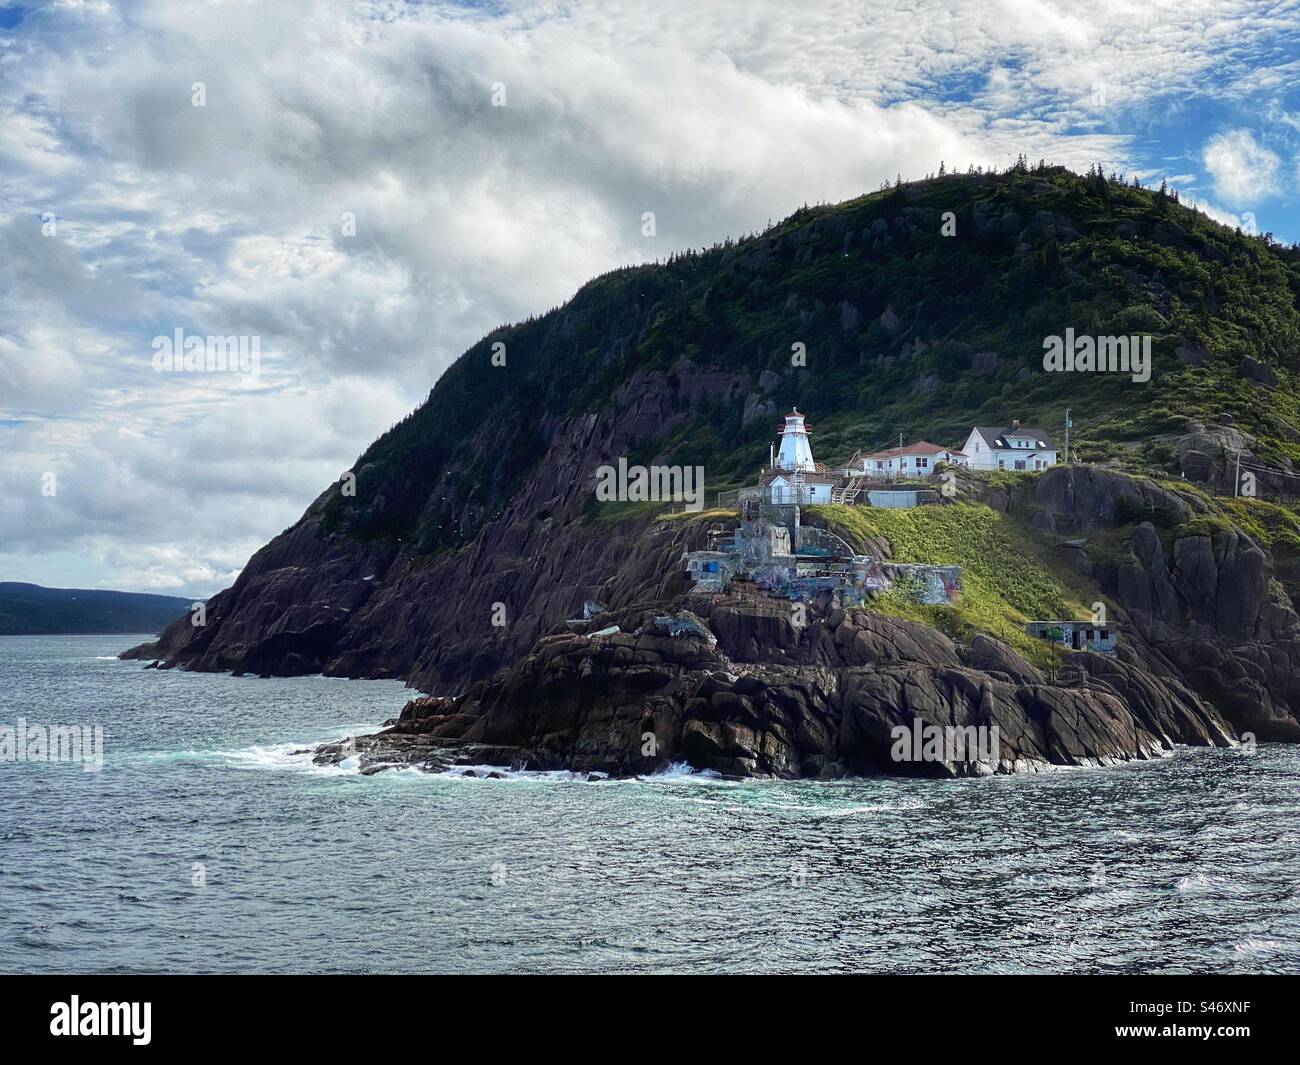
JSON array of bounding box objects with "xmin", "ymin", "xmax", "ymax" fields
[{"xmin": 0, "ymin": 632, "xmax": 162, "ymax": 638}]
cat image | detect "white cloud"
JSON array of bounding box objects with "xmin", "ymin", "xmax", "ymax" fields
[
  {"xmin": 1202, "ymin": 128, "xmax": 1283, "ymax": 205},
  {"xmin": 0, "ymin": 0, "xmax": 1296, "ymax": 595}
]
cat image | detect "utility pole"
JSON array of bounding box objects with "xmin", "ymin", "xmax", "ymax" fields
[{"xmin": 1064, "ymin": 408, "xmax": 1072, "ymax": 464}]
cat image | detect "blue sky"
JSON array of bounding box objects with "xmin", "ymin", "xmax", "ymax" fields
[{"xmin": 1, "ymin": 0, "xmax": 1299, "ymax": 595}]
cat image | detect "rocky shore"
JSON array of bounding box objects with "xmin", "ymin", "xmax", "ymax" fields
[
  {"xmin": 127, "ymin": 444, "xmax": 1300, "ymax": 779},
  {"xmin": 312, "ymin": 599, "xmax": 1236, "ymax": 779}
]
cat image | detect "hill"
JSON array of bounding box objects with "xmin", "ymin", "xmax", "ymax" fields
[
  {"xmin": 0, "ymin": 583, "xmax": 192, "ymax": 636},
  {"xmin": 313, "ymin": 160, "xmax": 1300, "ymax": 554},
  {"xmin": 123, "ymin": 164, "xmax": 1300, "ymax": 773}
]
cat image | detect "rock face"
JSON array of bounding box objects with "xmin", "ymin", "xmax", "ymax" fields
[
  {"xmin": 122, "ymin": 365, "xmax": 735, "ymax": 692},
  {"xmin": 129, "ymin": 436, "xmax": 1298, "ymax": 777},
  {"xmin": 315, "ymin": 602, "xmax": 1234, "ymax": 779},
  {"xmin": 983, "ymin": 465, "xmax": 1300, "ymax": 742}
]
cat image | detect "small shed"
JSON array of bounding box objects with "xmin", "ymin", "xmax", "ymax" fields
[{"xmin": 1026, "ymin": 621, "xmax": 1117, "ymax": 655}]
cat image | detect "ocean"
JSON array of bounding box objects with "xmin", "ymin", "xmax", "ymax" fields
[{"xmin": 2, "ymin": 635, "xmax": 1297, "ymax": 974}]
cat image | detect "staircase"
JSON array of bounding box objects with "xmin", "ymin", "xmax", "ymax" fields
[{"xmin": 831, "ymin": 475, "xmax": 865, "ymax": 505}]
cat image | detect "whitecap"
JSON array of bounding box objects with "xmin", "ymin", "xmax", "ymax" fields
[
  {"xmin": 645, "ymin": 760, "xmax": 728, "ymax": 783},
  {"xmin": 1234, "ymin": 937, "xmax": 1282, "ymax": 955},
  {"xmin": 1175, "ymin": 872, "xmax": 1217, "ymax": 892}
]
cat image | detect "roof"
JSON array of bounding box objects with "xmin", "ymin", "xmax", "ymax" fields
[
  {"xmin": 861, "ymin": 440, "xmax": 951, "ymax": 460},
  {"xmin": 971, "ymin": 426, "xmax": 1056, "ymax": 451},
  {"xmin": 760, "ymin": 469, "xmax": 837, "ymax": 485}
]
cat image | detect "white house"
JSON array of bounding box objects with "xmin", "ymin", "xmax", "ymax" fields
[
  {"xmin": 961, "ymin": 422, "xmax": 1058, "ymax": 471},
  {"xmin": 844, "ymin": 441, "xmax": 968, "ymax": 479},
  {"xmin": 761, "ymin": 469, "xmax": 835, "ymax": 504}
]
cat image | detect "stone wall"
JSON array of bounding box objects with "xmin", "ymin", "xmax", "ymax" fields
[{"xmin": 794, "ymin": 525, "xmax": 859, "ymax": 557}]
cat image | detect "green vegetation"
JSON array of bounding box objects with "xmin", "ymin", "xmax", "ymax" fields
[
  {"xmin": 809, "ymin": 502, "xmax": 1091, "ymax": 666},
  {"xmin": 656, "ymin": 507, "xmax": 740, "ymax": 524},
  {"xmin": 1220, "ymin": 497, "xmax": 1300, "ymax": 553},
  {"xmin": 581, "ymin": 499, "xmax": 670, "ymax": 525},
  {"xmin": 310, "ymin": 162, "xmax": 1300, "ymax": 646}
]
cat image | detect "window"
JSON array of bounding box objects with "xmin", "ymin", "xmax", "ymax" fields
[
  {"xmin": 998, "ymin": 459, "xmax": 1005, "ymax": 469},
  {"xmin": 917, "ymin": 457, "xmax": 928, "ymax": 468},
  {"xmin": 1014, "ymin": 460, "xmax": 1025, "ymax": 470}
]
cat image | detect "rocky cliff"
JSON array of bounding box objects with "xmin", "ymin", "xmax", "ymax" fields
[
  {"xmin": 125, "ymin": 166, "xmax": 1300, "ymax": 777},
  {"xmin": 123, "ymin": 363, "xmax": 749, "ymax": 691},
  {"xmin": 314, "ymin": 598, "xmax": 1235, "ymax": 779},
  {"xmin": 991, "ymin": 466, "xmax": 1300, "ymax": 742},
  {"xmin": 311, "ymin": 459, "xmax": 1300, "ymax": 779}
]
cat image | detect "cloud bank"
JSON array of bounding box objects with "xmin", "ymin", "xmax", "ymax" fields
[{"xmin": 0, "ymin": 0, "xmax": 1296, "ymax": 594}]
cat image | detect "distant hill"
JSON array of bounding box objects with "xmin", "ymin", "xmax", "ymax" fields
[{"xmin": 0, "ymin": 583, "xmax": 193, "ymax": 635}]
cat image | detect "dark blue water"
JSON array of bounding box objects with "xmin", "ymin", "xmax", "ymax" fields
[{"xmin": 1, "ymin": 635, "xmax": 1298, "ymax": 973}]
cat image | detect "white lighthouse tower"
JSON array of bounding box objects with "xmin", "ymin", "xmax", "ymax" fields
[{"xmin": 775, "ymin": 407, "xmax": 816, "ymax": 472}]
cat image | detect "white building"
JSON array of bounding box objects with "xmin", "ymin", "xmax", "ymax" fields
[
  {"xmin": 774, "ymin": 408, "xmax": 816, "ymax": 472},
  {"xmin": 961, "ymin": 422, "xmax": 1058, "ymax": 471},
  {"xmin": 759, "ymin": 408, "xmax": 834, "ymax": 503},
  {"xmin": 761, "ymin": 469, "xmax": 835, "ymax": 504},
  {"xmin": 844, "ymin": 441, "xmax": 967, "ymax": 479}
]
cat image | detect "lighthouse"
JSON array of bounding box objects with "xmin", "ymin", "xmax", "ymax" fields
[{"xmin": 775, "ymin": 407, "xmax": 816, "ymax": 472}]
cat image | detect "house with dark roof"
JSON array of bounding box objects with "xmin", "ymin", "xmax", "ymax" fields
[{"xmin": 961, "ymin": 421, "xmax": 1059, "ymax": 472}]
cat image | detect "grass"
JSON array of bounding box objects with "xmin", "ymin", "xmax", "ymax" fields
[
  {"xmin": 582, "ymin": 499, "xmax": 670, "ymax": 525},
  {"xmin": 807, "ymin": 502, "xmax": 1093, "ymax": 667},
  {"xmin": 656, "ymin": 507, "xmax": 740, "ymax": 524},
  {"xmin": 1219, "ymin": 497, "xmax": 1300, "ymax": 553}
]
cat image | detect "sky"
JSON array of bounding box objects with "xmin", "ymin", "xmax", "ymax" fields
[{"xmin": 1, "ymin": 0, "xmax": 1298, "ymax": 598}]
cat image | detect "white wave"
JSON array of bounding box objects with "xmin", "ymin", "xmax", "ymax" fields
[
  {"xmin": 1234, "ymin": 937, "xmax": 1282, "ymax": 955},
  {"xmin": 644, "ymin": 760, "xmax": 729, "ymax": 783},
  {"xmin": 433, "ymin": 764, "xmax": 615, "ymax": 784},
  {"xmin": 139, "ymin": 721, "xmax": 386, "ymax": 777},
  {"xmin": 220, "ymin": 740, "xmax": 351, "ymax": 776},
  {"xmin": 1175, "ymin": 872, "xmax": 1217, "ymax": 892}
]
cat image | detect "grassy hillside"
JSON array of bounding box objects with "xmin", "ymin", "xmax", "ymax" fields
[
  {"xmin": 316, "ymin": 162, "xmax": 1300, "ymax": 556},
  {"xmin": 808, "ymin": 502, "xmax": 1093, "ymax": 667}
]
